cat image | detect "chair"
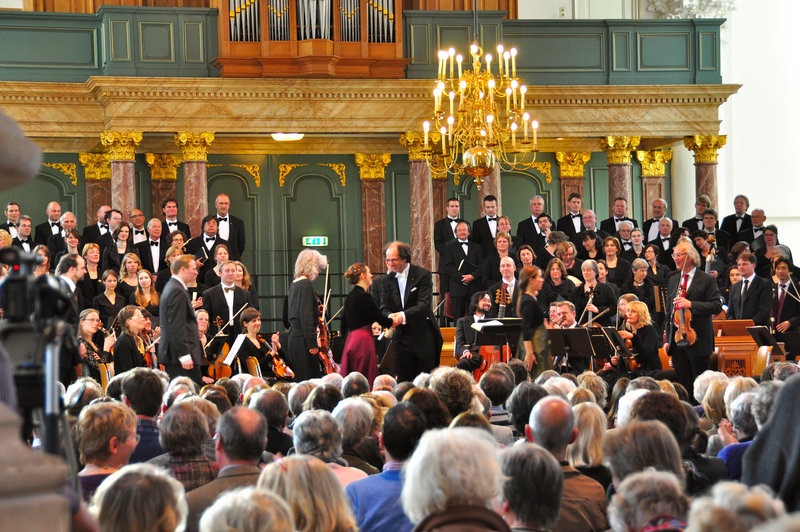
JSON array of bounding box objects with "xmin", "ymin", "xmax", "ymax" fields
[
  {"xmin": 245, "ymin": 357, "xmax": 262, "ymax": 378},
  {"xmin": 658, "ymin": 347, "xmax": 671, "ymax": 371},
  {"xmin": 440, "ymin": 327, "xmax": 457, "ymax": 367},
  {"xmin": 98, "ymin": 362, "xmax": 114, "ymax": 392}
]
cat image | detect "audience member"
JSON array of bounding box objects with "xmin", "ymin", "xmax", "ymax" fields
[
  {"xmin": 292, "ymin": 409, "xmax": 367, "ymax": 486},
  {"xmin": 687, "ymin": 482, "xmax": 785, "ymax": 532},
  {"xmin": 121, "ymin": 368, "xmax": 166, "ymax": 463},
  {"xmin": 608, "ymin": 470, "xmax": 689, "ymax": 532},
  {"xmin": 498, "ymin": 443, "xmax": 563, "ymax": 531},
  {"xmin": 198, "ymin": 487, "xmax": 294, "ymax": 532},
  {"xmin": 248, "ymin": 388, "xmax": 293, "ymax": 456}
]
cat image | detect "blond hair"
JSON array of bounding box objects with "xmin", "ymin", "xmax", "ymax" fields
[
  {"xmin": 78, "ymin": 401, "xmax": 136, "ymax": 464},
  {"xmin": 566, "ymin": 402, "xmax": 606, "ymax": 468}
]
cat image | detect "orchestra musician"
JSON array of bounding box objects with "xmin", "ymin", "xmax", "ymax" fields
[
  {"xmin": 92, "ymin": 269, "xmax": 126, "ymax": 330},
  {"xmin": 772, "ymin": 257, "xmax": 800, "ymax": 354},
  {"xmin": 613, "ymin": 301, "xmax": 662, "ymax": 375},
  {"xmin": 196, "ymin": 309, "xmax": 216, "ymax": 383},
  {"xmin": 235, "ymin": 308, "xmax": 279, "ymax": 380},
  {"xmin": 338, "ymin": 262, "xmax": 395, "ymax": 386},
  {"xmin": 287, "ymin": 249, "xmax": 328, "ymax": 380},
  {"xmin": 570, "ymin": 260, "xmax": 616, "ymax": 327},
  {"xmin": 77, "ymin": 308, "xmax": 115, "ymax": 382},
  {"xmin": 517, "ymin": 265, "xmax": 550, "ymax": 376},
  {"xmin": 112, "ymin": 305, "xmax": 147, "ymax": 375},
  {"xmin": 454, "ymin": 291, "xmax": 492, "ymax": 373}
]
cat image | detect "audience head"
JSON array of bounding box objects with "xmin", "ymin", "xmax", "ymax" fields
[
  {"xmin": 302, "ymin": 384, "xmax": 343, "ymax": 412},
  {"xmin": 331, "ymin": 397, "xmax": 373, "ymax": 450},
  {"xmin": 292, "ymin": 409, "xmax": 343, "ymax": 463},
  {"xmin": 608, "ymin": 470, "xmax": 689, "ymax": 532},
  {"xmin": 729, "ymin": 392, "xmax": 757, "ymax": 441},
  {"xmin": 287, "ymin": 380, "xmax": 316, "ymax": 417},
  {"xmin": 630, "ymin": 391, "xmax": 688, "ymax": 445},
  {"xmin": 577, "ymin": 371, "xmax": 607, "ymax": 408},
  {"xmin": 603, "ymin": 420, "xmax": 684, "ymax": 488},
  {"xmin": 77, "ymin": 401, "xmax": 137, "ymax": 466},
  {"xmin": 402, "ymin": 387, "xmax": 452, "ymax": 429},
  {"xmin": 429, "ymin": 366, "xmax": 475, "ymax": 419},
  {"xmin": 499, "ymin": 443, "xmax": 562, "ymax": 530},
  {"xmin": 381, "ymin": 402, "xmax": 426, "ymax": 461},
  {"xmin": 372, "ymin": 374, "xmax": 397, "ymax": 392},
  {"xmin": 215, "ymin": 406, "xmax": 267, "ymax": 464},
  {"xmin": 752, "ymin": 380, "xmax": 783, "ymax": 430},
  {"xmin": 341, "ymin": 372, "xmax": 369, "ymax": 398},
  {"xmin": 478, "ymin": 366, "xmax": 514, "ymax": 407},
  {"xmin": 506, "ymin": 381, "xmax": 547, "ymax": 436},
  {"xmin": 199, "ymin": 486, "xmax": 293, "ymax": 532},
  {"xmin": 248, "ymin": 388, "xmax": 289, "ymax": 430},
  {"xmin": 121, "ymin": 368, "xmax": 165, "ymax": 418},
  {"xmin": 526, "ymin": 396, "xmax": 575, "ymax": 460},
  {"xmin": 566, "ymin": 402, "xmax": 606, "ymax": 468},
  {"xmin": 159, "ymin": 401, "xmax": 208, "ymax": 457},
  {"xmin": 320, "ymin": 372, "xmax": 344, "ymax": 389},
  {"xmin": 687, "ymin": 482, "xmax": 786, "ymax": 532}
]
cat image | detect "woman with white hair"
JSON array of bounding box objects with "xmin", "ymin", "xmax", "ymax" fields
[
  {"xmin": 401, "ymin": 427, "xmax": 510, "ymax": 531},
  {"xmin": 292, "ymin": 409, "xmax": 366, "ymax": 486},
  {"xmin": 287, "ymin": 248, "xmax": 328, "ymax": 380},
  {"xmin": 199, "ymin": 486, "xmax": 294, "ymax": 532}
]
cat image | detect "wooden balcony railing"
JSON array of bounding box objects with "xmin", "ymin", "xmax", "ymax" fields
[{"xmin": 213, "ymin": 0, "xmax": 410, "ymax": 77}]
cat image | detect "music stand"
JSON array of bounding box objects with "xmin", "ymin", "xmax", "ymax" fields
[
  {"xmin": 472, "ymin": 318, "xmax": 522, "ymax": 362},
  {"xmin": 747, "ymin": 326, "xmax": 785, "ymax": 358},
  {"xmin": 549, "ymin": 327, "xmax": 595, "ymax": 374}
]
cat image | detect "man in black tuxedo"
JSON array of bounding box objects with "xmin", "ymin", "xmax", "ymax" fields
[
  {"xmin": 682, "ymin": 194, "xmax": 714, "ymax": 232},
  {"xmin": 721, "ymin": 194, "xmax": 752, "ymax": 237},
  {"xmin": 159, "ymin": 255, "xmax": 203, "ymax": 383},
  {"xmin": 33, "ymin": 201, "xmax": 61, "ymax": 246},
  {"xmin": 433, "ymin": 197, "xmax": 463, "ymax": 254},
  {"xmin": 472, "ymin": 194, "xmax": 499, "ymax": 257},
  {"xmin": 184, "ymin": 215, "xmax": 229, "ymax": 279},
  {"xmin": 96, "ymin": 208, "xmax": 123, "ymax": 256},
  {"xmin": 0, "ymin": 201, "xmax": 21, "ymax": 239},
  {"xmin": 531, "ymin": 214, "xmax": 553, "ymax": 254},
  {"xmin": 47, "ymin": 211, "xmax": 77, "ymax": 259},
  {"xmin": 202, "ymin": 260, "xmax": 251, "ymax": 338},
  {"xmin": 129, "ymin": 208, "xmax": 149, "ymax": 244},
  {"xmin": 517, "ymin": 195, "xmax": 547, "ymax": 248},
  {"xmin": 700, "ymin": 208, "xmax": 731, "ymax": 254},
  {"xmin": 161, "ymin": 197, "xmax": 192, "ymax": 238},
  {"xmin": 10, "ymin": 215, "xmax": 34, "ymax": 253},
  {"xmin": 455, "ymin": 291, "xmax": 492, "ymax": 372},
  {"xmin": 572, "ymin": 209, "xmax": 608, "ymax": 248},
  {"xmin": 643, "ymin": 198, "xmax": 679, "ymax": 243},
  {"xmin": 380, "ymin": 241, "xmax": 443, "ymax": 383},
  {"xmin": 600, "ymin": 197, "xmax": 638, "ymax": 235},
  {"xmin": 440, "ymin": 221, "xmax": 483, "ymax": 320},
  {"xmin": 55, "ymin": 253, "xmax": 86, "ymax": 384},
  {"xmin": 773, "ymin": 257, "xmax": 800, "ymax": 354},
  {"xmin": 737, "ymin": 208, "xmax": 767, "ymax": 252},
  {"xmin": 666, "ymin": 242, "xmax": 722, "ymax": 399},
  {"xmin": 135, "ymin": 218, "xmax": 169, "ymax": 273},
  {"xmin": 486, "ymin": 256, "xmax": 519, "ymax": 318},
  {"xmin": 214, "ymin": 193, "xmax": 245, "ymax": 261},
  {"xmin": 81, "ymin": 204, "xmax": 111, "ymax": 248},
  {"xmin": 726, "ymin": 252, "xmax": 772, "ymax": 327},
  {"xmin": 648, "ymin": 217, "xmax": 677, "ymax": 269},
  {"xmin": 556, "ymin": 192, "xmax": 584, "ymax": 240}
]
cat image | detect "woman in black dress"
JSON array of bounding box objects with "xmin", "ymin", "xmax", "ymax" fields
[
  {"xmin": 130, "ymin": 269, "xmax": 159, "ymax": 319},
  {"xmin": 615, "ymin": 301, "xmax": 662, "ymax": 374},
  {"xmin": 116, "ymin": 252, "xmax": 142, "ymax": 302},
  {"xmin": 570, "ymin": 259, "xmax": 616, "ymax": 327},
  {"xmin": 543, "ymin": 258, "xmax": 575, "ymax": 305},
  {"xmin": 287, "ymin": 248, "xmax": 328, "ymax": 380},
  {"xmin": 235, "ymin": 307, "xmax": 284, "ymax": 380},
  {"xmin": 79, "ymin": 243, "xmax": 103, "ymax": 307},
  {"xmin": 620, "ymin": 258, "xmax": 655, "ymax": 313},
  {"xmin": 93, "ymin": 269, "xmax": 126, "ymax": 330},
  {"xmin": 102, "ymin": 224, "xmax": 134, "ymax": 272},
  {"xmin": 76, "ymin": 308, "xmax": 115, "ymax": 381},
  {"xmin": 112, "ymin": 305, "xmax": 147, "ymax": 375},
  {"xmin": 338, "ymin": 262, "xmax": 395, "ymax": 386},
  {"xmin": 479, "ymin": 231, "xmax": 519, "ymax": 289},
  {"xmin": 644, "ymin": 243, "xmax": 671, "ymax": 287},
  {"xmin": 517, "ymin": 265, "xmax": 550, "ymax": 377},
  {"xmin": 556, "ymin": 241, "xmax": 584, "ymax": 281},
  {"xmin": 54, "ymin": 229, "xmax": 82, "ymax": 270},
  {"xmin": 603, "ymin": 236, "xmax": 632, "ymax": 287},
  {"xmin": 203, "ymin": 244, "xmax": 230, "ymax": 287}
]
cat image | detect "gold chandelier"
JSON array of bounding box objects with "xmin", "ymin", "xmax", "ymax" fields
[{"xmin": 421, "ymin": 41, "xmax": 539, "ymax": 190}]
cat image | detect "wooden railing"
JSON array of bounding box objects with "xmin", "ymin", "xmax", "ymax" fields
[{"xmin": 213, "ymin": 0, "xmax": 410, "ymax": 77}]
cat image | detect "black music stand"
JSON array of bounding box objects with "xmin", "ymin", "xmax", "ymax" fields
[
  {"xmin": 747, "ymin": 326, "xmax": 785, "ymax": 358},
  {"xmin": 549, "ymin": 327, "xmax": 594, "ymax": 374},
  {"xmin": 472, "ymin": 318, "xmax": 522, "ymax": 362}
]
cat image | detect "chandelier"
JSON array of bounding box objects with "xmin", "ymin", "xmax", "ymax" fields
[{"xmin": 420, "ymin": 40, "xmax": 540, "ymax": 190}]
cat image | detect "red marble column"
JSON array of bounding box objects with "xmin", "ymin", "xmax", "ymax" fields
[
  {"xmin": 175, "ymin": 132, "xmax": 215, "ymax": 236},
  {"xmin": 636, "ymin": 150, "xmax": 673, "ymax": 218},
  {"xmin": 600, "ymin": 136, "xmax": 640, "ymax": 212},
  {"xmin": 79, "ymin": 153, "xmax": 112, "ymax": 225},
  {"xmin": 684, "ymin": 135, "xmax": 726, "ymax": 211},
  {"xmin": 355, "ymin": 153, "xmax": 391, "ymax": 271},
  {"xmin": 695, "ymin": 163, "xmax": 718, "ymax": 210},
  {"xmin": 399, "ymin": 133, "xmax": 435, "ymax": 270},
  {"xmin": 481, "ymin": 164, "xmax": 502, "ymax": 211},
  {"xmin": 608, "ymin": 163, "xmax": 633, "ymax": 208},
  {"xmin": 100, "ymin": 131, "xmax": 142, "ymax": 218},
  {"xmin": 555, "ymin": 152, "xmax": 591, "ymax": 215}
]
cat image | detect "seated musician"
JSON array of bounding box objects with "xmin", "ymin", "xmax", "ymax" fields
[
  {"xmin": 455, "ymin": 291, "xmax": 492, "ymax": 372},
  {"xmin": 570, "ymin": 259, "xmax": 616, "ymax": 327},
  {"xmin": 608, "ymin": 301, "xmax": 662, "ymax": 375},
  {"xmin": 236, "ymin": 308, "xmax": 293, "ymax": 381},
  {"xmin": 613, "ymin": 293, "xmax": 639, "ymax": 330}
]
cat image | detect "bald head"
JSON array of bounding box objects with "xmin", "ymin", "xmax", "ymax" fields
[
  {"xmin": 527, "ymin": 396, "xmax": 575, "ymax": 459},
  {"xmin": 216, "ymin": 406, "xmax": 267, "ymax": 464}
]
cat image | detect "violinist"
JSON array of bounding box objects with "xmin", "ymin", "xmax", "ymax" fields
[
  {"xmin": 570, "ymin": 259, "xmax": 616, "ymax": 327},
  {"xmin": 138, "ymin": 308, "xmax": 159, "ymax": 369},
  {"xmin": 196, "ymin": 309, "xmax": 216, "ymax": 383},
  {"xmin": 613, "ymin": 294, "xmax": 639, "ymax": 330},
  {"xmin": 77, "ymin": 308, "xmax": 115, "ymax": 381},
  {"xmin": 612, "ymin": 301, "xmax": 662, "ymax": 375},
  {"xmin": 339, "ymin": 263, "xmax": 394, "ymax": 386},
  {"xmin": 666, "ymin": 242, "xmax": 721, "ymax": 399},
  {"xmin": 287, "ymin": 249, "xmax": 328, "ymax": 380},
  {"xmin": 692, "ymin": 230, "xmax": 727, "ymax": 281},
  {"xmin": 235, "ymin": 308, "xmax": 280, "ymax": 380},
  {"xmin": 112, "ymin": 305, "xmax": 148, "ymax": 375}
]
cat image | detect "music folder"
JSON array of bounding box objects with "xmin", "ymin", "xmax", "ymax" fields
[{"xmin": 471, "ymin": 318, "xmax": 521, "ymax": 352}]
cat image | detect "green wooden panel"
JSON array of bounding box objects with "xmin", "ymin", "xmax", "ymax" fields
[
  {"xmin": 508, "ymin": 33, "xmax": 605, "ymax": 71},
  {"xmin": 110, "ymin": 20, "xmax": 131, "ymax": 61},
  {"xmin": 480, "ymin": 23, "xmax": 499, "ymax": 53},
  {"xmin": 638, "ymin": 33, "xmax": 690, "ymax": 70},
  {"xmin": 140, "ymin": 21, "xmax": 174, "ymax": 62},
  {"xmin": 0, "ymin": 26, "xmax": 97, "ymax": 68},
  {"xmin": 409, "ymin": 24, "xmax": 430, "ymax": 64},
  {"xmin": 586, "ymin": 166, "xmax": 610, "ymax": 220},
  {"xmin": 499, "ymin": 169, "xmax": 555, "ymax": 223},
  {"xmin": 699, "ymin": 31, "xmax": 717, "ymax": 70},
  {"xmin": 612, "ymin": 32, "xmax": 630, "ymax": 71},
  {"xmin": 184, "ymin": 21, "xmax": 204, "ymax": 63},
  {"xmin": 437, "ymin": 25, "xmax": 471, "ymax": 52}
]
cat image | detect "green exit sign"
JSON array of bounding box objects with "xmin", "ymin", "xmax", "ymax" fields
[{"xmin": 302, "ymin": 236, "xmax": 328, "ymax": 247}]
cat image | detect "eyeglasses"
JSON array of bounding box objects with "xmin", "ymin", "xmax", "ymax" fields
[
  {"xmin": 82, "ymin": 318, "xmax": 101, "ymax": 323},
  {"xmin": 672, "ymin": 252, "xmax": 686, "ymax": 258}
]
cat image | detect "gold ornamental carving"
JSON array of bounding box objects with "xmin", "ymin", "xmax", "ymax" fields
[
  {"xmin": 636, "ymin": 150, "xmax": 673, "ymax": 177},
  {"xmin": 556, "ymin": 152, "xmax": 591, "ymax": 178},
  {"xmin": 399, "ymin": 131, "xmax": 440, "ymax": 161},
  {"xmin": 278, "ymin": 164, "xmax": 307, "ymax": 187},
  {"xmin": 79, "ymin": 153, "xmax": 111, "ymax": 181},
  {"xmin": 42, "ymin": 163, "xmax": 77, "ymax": 186},
  {"xmin": 531, "ymin": 162, "xmax": 552, "ymax": 182},
  {"xmin": 684, "ymin": 135, "xmax": 727, "ymax": 163},
  {"xmin": 355, "ymin": 153, "xmax": 391, "ymax": 181},
  {"xmin": 600, "ymin": 136, "xmax": 641, "ymax": 165},
  {"xmin": 231, "ymin": 163, "xmax": 261, "ymax": 187},
  {"xmin": 174, "ymin": 131, "xmax": 215, "ymax": 162},
  {"xmin": 145, "ymin": 153, "xmax": 182, "ymax": 181},
  {"xmin": 100, "ymin": 131, "xmax": 143, "ymax": 161},
  {"xmin": 320, "ymin": 163, "xmax": 347, "ymax": 187}
]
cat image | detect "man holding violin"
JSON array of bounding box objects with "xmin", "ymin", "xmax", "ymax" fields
[{"xmin": 666, "ymin": 242, "xmax": 722, "ymax": 400}]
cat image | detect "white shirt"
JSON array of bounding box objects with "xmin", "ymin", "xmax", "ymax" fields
[
  {"xmin": 220, "ymin": 283, "xmax": 235, "ymax": 322},
  {"xmin": 448, "ymin": 217, "xmax": 459, "ymax": 237},
  {"xmin": 132, "ymin": 227, "xmax": 148, "ymax": 244},
  {"xmin": 216, "ymin": 213, "xmax": 230, "ymax": 241},
  {"xmin": 678, "ymin": 267, "xmax": 697, "ymax": 294},
  {"xmin": 148, "ymin": 240, "xmax": 161, "ymax": 271},
  {"xmin": 60, "ymin": 275, "xmax": 76, "ymax": 294},
  {"xmin": 395, "ymin": 263, "xmax": 410, "ymax": 308},
  {"xmin": 569, "ymin": 212, "xmax": 581, "ymax": 234},
  {"xmin": 165, "ymin": 218, "xmax": 180, "ymax": 232},
  {"xmin": 203, "ymin": 233, "xmax": 216, "ymax": 251},
  {"xmin": 48, "ymin": 219, "xmax": 61, "ymax": 236},
  {"xmin": 648, "ymin": 218, "xmax": 663, "ymax": 241},
  {"xmin": 487, "ymin": 216, "xmax": 497, "ymax": 238},
  {"xmin": 98, "ymin": 221, "xmax": 109, "ymax": 236}
]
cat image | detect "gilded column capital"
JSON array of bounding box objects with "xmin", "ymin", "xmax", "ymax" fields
[
  {"xmin": 555, "ymin": 152, "xmax": 591, "ymax": 178},
  {"xmin": 100, "ymin": 131, "xmax": 143, "ymax": 161},
  {"xmin": 399, "ymin": 131, "xmax": 441, "ymax": 161},
  {"xmin": 600, "ymin": 136, "xmax": 641, "ymax": 164},
  {"xmin": 145, "ymin": 153, "xmax": 182, "ymax": 181},
  {"xmin": 174, "ymin": 131, "xmax": 215, "ymax": 161},
  {"xmin": 79, "ymin": 152, "xmax": 111, "ymax": 180},
  {"xmin": 355, "ymin": 153, "xmax": 391, "ymax": 180},
  {"xmin": 684, "ymin": 135, "xmax": 727, "ymax": 163},
  {"xmin": 636, "ymin": 150, "xmax": 673, "ymax": 176}
]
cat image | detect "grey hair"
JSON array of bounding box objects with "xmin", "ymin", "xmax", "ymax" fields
[
  {"xmin": 373, "ymin": 374, "xmax": 397, "ymax": 391},
  {"xmin": 631, "ymin": 258, "xmax": 648, "ymax": 271},
  {"xmin": 341, "ymin": 372, "xmax": 370, "ymax": 398},
  {"xmin": 249, "ymin": 388, "xmax": 290, "ymax": 429},
  {"xmin": 292, "ymin": 409, "xmax": 343, "ymax": 462},
  {"xmin": 543, "ymin": 376, "xmax": 576, "ymax": 398},
  {"xmin": 321, "ymin": 372, "xmax": 343, "ymax": 388},
  {"xmin": 615, "ymin": 389, "xmax": 649, "ymax": 428},
  {"xmin": 294, "ymin": 249, "xmax": 328, "ymax": 279},
  {"xmin": 401, "ymin": 428, "xmax": 501, "ymax": 524},
  {"xmin": 724, "ymin": 376, "xmax": 758, "ymax": 420},
  {"xmin": 581, "ymin": 259, "xmax": 599, "ymax": 277},
  {"xmin": 413, "ymin": 372, "xmax": 431, "ymax": 388},
  {"xmin": 159, "ymin": 401, "xmax": 208, "ymax": 456},
  {"xmin": 687, "ymin": 482, "xmax": 786, "ymax": 531},
  {"xmin": 729, "ymin": 392, "xmax": 757, "ymax": 440},
  {"xmin": 608, "ymin": 469, "xmax": 688, "ymax": 532},
  {"xmin": 693, "ymin": 370, "xmax": 728, "ymax": 404},
  {"xmin": 331, "ymin": 397, "xmax": 374, "ymax": 449},
  {"xmin": 287, "ymin": 380, "xmax": 317, "ymax": 417},
  {"xmin": 620, "ymin": 220, "xmax": 635, "ymax": 231},
  {"xmin": 752, "ymin": 381, "xmax": 783, "ymax": 429},
  {"xmin": 199, "ymin": 486, "xmax": 294, "ymax": 532}
]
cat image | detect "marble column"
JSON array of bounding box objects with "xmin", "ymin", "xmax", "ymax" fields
[
  {"xmin": 600, "ymin": 136, "xmax": 641, "ymax": 212},
  {"xmin": 100, "ymin": 131, "xmax": 142, "ymax": 218},
  {"xmin": 145, "ymin": 153, "xmax": 182, "ymax": 220},
  {"xmin": 555, "ymin": 152, "xmax": 591, "ymax": 215},
  {"xmin": 432, "ymin": 172, "xmax": 448, "ymax": 222},
  {"xmin": 175, "ymin": 132, "xmax": 215, "ymax": 236},
  {"xmin": 399, "ymin": 132, "xmax": 434, "ymax": 270},
  {"xmin": 78, "ymin": 153, "xmax": 111, "ymax": 225},
  {"xmin": 636, "ymin": 150, "xmax": 673, "ymax": 218},
  {"xmin": 684, "ymin": 135, "xmax": 727, "ymax": 211},
  {"xmin": 481, "ymin": 164, "xmax": 502, "ymax": 211},
  {"xmin": 355, "ymin": 153, "xmax": 391, "ymax": 271}
]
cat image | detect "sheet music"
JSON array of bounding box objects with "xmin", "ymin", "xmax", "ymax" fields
[
  {"xmin": 471, "ymin": 320, "xmax": 503, "ymax": 332},
  {"xmin": 223, "ymin": 334, "xmax": 247, "ymax": 365}
]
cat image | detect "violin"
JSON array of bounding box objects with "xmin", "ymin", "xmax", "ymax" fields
[
  {"xmin": 316, "ymin": 271, "xmax": 340, "ymax": 375},
  {"xmin": 260, "ymin": 334, "xmax": 295, "ymax": 379},
  {"xmin": 207, "ymin": 316, "xmax": 234, "ymax": 379},
  {"xmin": 673, "ymin": 274, "xmax": 697, "ymax": 347}
]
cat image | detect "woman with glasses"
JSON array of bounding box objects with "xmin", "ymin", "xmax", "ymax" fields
[
  {"xmin": 113, "ymin": 305, "xmax": 147, "ymax": 375},
  {"xmin": 77, "ymin": 308, "xmax": 116, "ymax": 381}
]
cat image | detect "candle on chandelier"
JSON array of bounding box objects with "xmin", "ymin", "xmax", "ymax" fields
[
  {"xmin": 487, "ymin": 79, "xmax": 495, "ymax": 104},
  {"xmin": 510, "ymin": 48, "xmax": 517, "ymax": 78},
  {"xmin": 505, "ymin": 87, "xmax": 512, "ymax": 114},
  {"xmin": 497, "ymin": 45, "xmax": 504, "ymax": 75},
  {"xmin": 522, "ymin": 112, "xmax": 530, "ymax": 141},
  {"xmin": 423, "ymin": 121, "xmax": 430, "ymax": 149},
  {"xmin": 511, "ymin": 80, "xmax": 518, "ymax": 108},
  {"xmin": 519, "ymin": 85, "xmax": 527, "ymax": 111},
  {"xmin": 486, "ymin": 114, "xmax": 494, "ymax": 140},
  {"xmin": 485, "ymin": 53, "xmax": 492, "ymax": 76},
  {"xmin": 433, "ymin": 88, "xmax": 441, "ymax": 113},
  {"xmin": 440, "ymin": 126, "xmax": 447, "ymax": 152},
  {"xmin": 459, "ymin": 80, "xmax": 466, "ymax": 106},
  {"xmin": 511, "ymin": 122, "xmax": 518, "ymax": 148},
  {"xmin": 456, "ymin": 54, "xmax": 463, "ymax": 78},
  {"xmin": 447, "ymin": 115, "xmax": 455, "ymax": 144},
  {"xmin": 449, "ymin": 91, "xmax": 455, "ymax": 115},
  {"xmin": 532, "ymin": 120, "xmax": 539, "ymax": 147},
  {"xmin": 448, "ymin": 48, "xmax": 455, "ymax": 79},
  {"xmin": 503, "ymin": 51, "xmax": 510, "ymax": 79}
]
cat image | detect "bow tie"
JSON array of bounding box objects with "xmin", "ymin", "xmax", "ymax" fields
[
  {"xmin": 217, "ymin": 217, "xmax": 228, "ymax": 223},
  {"xmin": 167, "ymin": 221, "xmax": 177, "ymax": 226},
  {"xmin": 223, "ymin": 286, "xmax": 235, "ymax": 293},
  {"xmin": 205, "ymin": 236, "xmax": 216, "ymax": 242},
  {"xmin": 6, "ymin": 222, "xmax": 16, "ymax": 228},
  {"xmin": 18, "ymin": 238, "xmax": 28, "ymax": 243},
  {"xmin": 571, "ymin": 214, "xmax": 581, "ymax": 219},
  {"xmin": 622, "ymin": 240, "xmax": 631, "ymax": 245},
  {"xmin": 487, "ymin": 217, "xmax": 497, "ymax": 222},
  {"xmin": 135, "ymin": 230, "xmax": 145, "ymax": 235},
  {"xmin": 736, "ymin": 216, "xmax": 743, "ymax": 220},
  {"xmin": 615, "ymin": 218, "xmax": 623, "ymax": 222},
  {"xmin": 50, "ymin": 222, "xmax": 60, "ymax": 227},
  {"xmin": 458, "ymin": 240, "xmax": 468, "ymax": 244},
  {"xmin": 149, "ymin": 240, "xmax": 159, "ymax": 246},
  {"xmin": 662, "ymin": 238, "xmax": 670, "ymax": 242}
]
